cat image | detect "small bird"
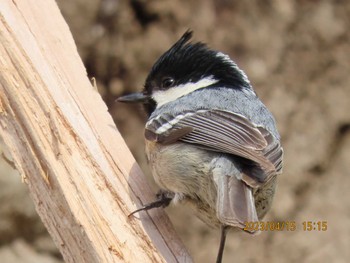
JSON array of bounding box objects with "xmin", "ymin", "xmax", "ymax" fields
[{"xmin": 118, "ymin": 31, "xmax": 283, "ymax": 263}]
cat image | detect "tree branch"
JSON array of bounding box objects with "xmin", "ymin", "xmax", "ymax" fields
[{"xmin": 0, "ymin": 0, "xmax": 191, "ymax": 262}]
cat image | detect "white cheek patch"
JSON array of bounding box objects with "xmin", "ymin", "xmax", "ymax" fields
[{"xmin": 152, "ymin": 76, "xmax": 218, "ymax": 108}]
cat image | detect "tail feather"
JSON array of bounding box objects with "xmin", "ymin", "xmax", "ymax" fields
[{"xmin": 215, "ymin": 174, "xmax": 259, "ymax": 234}]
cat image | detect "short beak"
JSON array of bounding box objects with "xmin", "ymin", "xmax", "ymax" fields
[{"xmin": 116, "ymin": 92, "xmax": 149, "ymax": 103}]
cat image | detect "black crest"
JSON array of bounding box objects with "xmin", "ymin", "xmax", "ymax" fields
[{"xmin": 144, "ymin": 30, "xmax": 250, "ymax": 96}]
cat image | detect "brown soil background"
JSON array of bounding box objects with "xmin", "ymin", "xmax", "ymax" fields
[{"xmin": 1, "ymin": 1, "xmax": 349, "ymax": 262}]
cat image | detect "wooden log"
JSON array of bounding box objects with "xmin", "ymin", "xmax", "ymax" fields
[{"xmin": 0, "ymin": 0, "xmax": 191, "ymax": 262}]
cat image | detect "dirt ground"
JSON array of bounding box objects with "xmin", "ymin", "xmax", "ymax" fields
[{"xmin": 1, "ymin": 0, "xmax": 349, "ymax": 262}]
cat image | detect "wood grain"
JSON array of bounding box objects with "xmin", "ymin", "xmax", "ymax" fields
[{"xmin": 0, "ymin": 0, "xmax": 191, "ymax": 262}]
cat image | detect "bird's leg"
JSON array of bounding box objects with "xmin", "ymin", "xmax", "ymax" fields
[
  {"xmin": 129, "ymin": 190, "xmax": 174, "ymax": 217},
  {"xmin": 216, "ymin": 225, "xmax": 229, "ymax": 263}
]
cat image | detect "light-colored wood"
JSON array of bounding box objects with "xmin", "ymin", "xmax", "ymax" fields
[{"xmin": 0, "ymin": 1, "xmax": 191, "ymax": 262}]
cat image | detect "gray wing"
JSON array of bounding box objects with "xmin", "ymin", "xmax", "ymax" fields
[{"xmin": 145, "ymin": 109, "xmax": 283, "ymax": 187}]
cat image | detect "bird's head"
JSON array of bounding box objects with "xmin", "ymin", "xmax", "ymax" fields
[{"xmin": 118, "ymin": 30, "xmax": 252, "ymax": 115}]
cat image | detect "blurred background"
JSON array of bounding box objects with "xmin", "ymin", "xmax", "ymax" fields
[{"xmin": 1, "ymin": 0, "xmax": 350, "ymax": 262}]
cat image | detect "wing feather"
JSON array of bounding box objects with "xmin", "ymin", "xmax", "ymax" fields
[{"xmin": 146, "ymin": 109, "xmax": 283, "ymax": 186}]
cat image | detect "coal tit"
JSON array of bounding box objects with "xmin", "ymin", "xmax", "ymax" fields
[{"xmin": 118, "ymin": 31, "xmax": 283, "ymax": 263}]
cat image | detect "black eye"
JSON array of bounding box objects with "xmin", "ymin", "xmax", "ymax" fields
[{"xmin": 161, "ymin": 77, "xmax": 175, "ymax": 89}]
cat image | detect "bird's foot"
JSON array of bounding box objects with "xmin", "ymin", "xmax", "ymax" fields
[{"xmin": 128, "ymin": 190, "xmax": 174, "ymax": 217}]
